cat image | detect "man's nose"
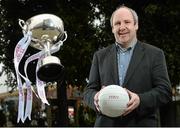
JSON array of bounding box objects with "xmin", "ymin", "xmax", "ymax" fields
[{"xmin": 119, "ymin": 26, "xmax": 126, "ymax": 31}]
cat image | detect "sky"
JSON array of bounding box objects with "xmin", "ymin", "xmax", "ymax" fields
[{"xmin": 0, "ymin": 63, "xmax": 9, "ymax": 93}]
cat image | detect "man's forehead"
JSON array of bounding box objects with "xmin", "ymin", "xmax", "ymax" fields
[
  {"xmin": 113, "ymin": 7, "xmax": 134, "ymax": 22},
  {"xmin": 115, "ymin": 7, "xmax": 132, "ymax": 16}
]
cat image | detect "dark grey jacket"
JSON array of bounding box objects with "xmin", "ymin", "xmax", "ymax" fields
[{"xmin": 83, "ymin": 41, "xmax": 172, "ymax": 127}]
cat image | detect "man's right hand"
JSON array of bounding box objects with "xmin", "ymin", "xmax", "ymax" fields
[
  {"xmin": 94, "ymin": 86, "xmax": 105, "ymax": 112},
  {"xmin": 94, "ymin": 91, "xmax": 100, "ymax": 112}
]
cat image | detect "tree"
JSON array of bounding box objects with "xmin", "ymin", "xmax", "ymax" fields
[
  {"xmin": 0, "ymin": 0, "xmax": 16, "ymax": 88},
  {"xmin": 138, "ymin": 0, "xmax": 180, "ymax": 87},
  {"xmin": 1, "ymin": 0, "xmax": 179, "ymax": 89}
]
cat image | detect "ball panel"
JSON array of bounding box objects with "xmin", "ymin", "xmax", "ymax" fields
[{"xmin": 98, "ymin": 85, "xmax": 129, "ymax": 117}]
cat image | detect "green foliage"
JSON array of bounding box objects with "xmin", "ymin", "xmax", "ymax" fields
[
  {"xmin": 0, "ymin": 0, "xmax": 179, "ymax": 89},
  {"xmin": 138, "ymin": 1, "xmax": 180, "ymax": 86},
  {"xmin": 0, "ymin": 0, "xmax": 16, "ymax": 88}
]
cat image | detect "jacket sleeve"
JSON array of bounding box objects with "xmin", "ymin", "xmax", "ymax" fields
[
  {"xmin": 137, "ymin": 50, "xmax": 172, "ymax": 116},
  {"xmin": 83, "ymin": 52, "xmax": 101, "ymax": 111}
]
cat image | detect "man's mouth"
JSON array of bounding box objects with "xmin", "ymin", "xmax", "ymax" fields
[
  {"xmin": 119, "ymin": 32, "xmax": 129, "ymax": 37},
  {"xmin": 119, "ymin": 32, "xmax": 129, "ymax": 35}
]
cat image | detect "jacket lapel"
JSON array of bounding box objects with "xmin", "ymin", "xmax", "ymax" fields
[
  {"xmin": 108, "ymin": 44, "xmax": 119, "ymax": 85},
  {"xmin": 123, "ymin": 42, "xmax": 145, "ymax": 86}
]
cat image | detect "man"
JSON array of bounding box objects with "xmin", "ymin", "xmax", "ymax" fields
[{"xmin": 83, "ymin": 5, "xmax": 172, "ymax": 127}]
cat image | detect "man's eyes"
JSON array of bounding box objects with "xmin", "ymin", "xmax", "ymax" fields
[{"xmin": 114, "ymin": 21, "xmax": 131, "ymax": 26}]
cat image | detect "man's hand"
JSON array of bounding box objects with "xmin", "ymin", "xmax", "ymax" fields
[
  {"xmin": 123, "ymin": 88, "xmax": 140, "ymax": 116},
  {"xmin": 94, "ymin": 91, "xmax": 100, "ymax": 112},
  {"xmin": 94, "ymin": 86, "xmax": 105, "ymax": 112}
]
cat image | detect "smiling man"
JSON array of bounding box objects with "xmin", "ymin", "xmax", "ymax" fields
[
  {"xmin": 111, "ymin": 6, "xmax": 138, "ymax": 48},
  {"xmin": 83, "ymin": 5, "xmax": 172, "ymax": 127}
]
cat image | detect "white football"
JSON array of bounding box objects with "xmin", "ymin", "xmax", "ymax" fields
[{"xmin": 98, "ymin": 85, "xmax": 129, "ymax": 117}]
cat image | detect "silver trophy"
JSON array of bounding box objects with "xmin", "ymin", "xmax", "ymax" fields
[{"xmin": 19, "ymin": 14, "xmax": 67, "ymax": 82}]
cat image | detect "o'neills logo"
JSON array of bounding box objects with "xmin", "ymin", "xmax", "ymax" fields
[{"xmin": 109, "ymin": 95, "xmax": 119, "ymax": 99}]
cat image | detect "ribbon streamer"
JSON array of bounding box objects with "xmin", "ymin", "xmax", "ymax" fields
[{"xmin": 14, "ymin": 31, "xmax": 32, "ymax": 123}]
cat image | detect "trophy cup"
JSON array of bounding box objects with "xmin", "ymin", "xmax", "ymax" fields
[{"xmin": 19, "ymin": 14, "xmax": 67, "ymax": 82}]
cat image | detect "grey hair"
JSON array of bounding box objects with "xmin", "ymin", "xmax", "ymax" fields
[{"xmin": 110, "ymin": 5, "xmax": 138, "ymax": 27}]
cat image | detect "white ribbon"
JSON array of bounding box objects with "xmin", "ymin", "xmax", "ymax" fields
[{"xmin": 14, "ymin": 31, "xmax": 32, "ymax": 123}]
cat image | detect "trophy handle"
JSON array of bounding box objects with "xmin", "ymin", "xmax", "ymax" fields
[
  {"xmin": 19, "ymin": 19, "xmax": 28, "ymax": 34},
  {"xmin": 53, "ymin": 31, "xmax": 68, "ymax": 49},
  {"xmin": 62, "ymin": 31, "xmax": 68, "ymax": 42}
]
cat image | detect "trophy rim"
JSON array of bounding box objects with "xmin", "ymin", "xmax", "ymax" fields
[{"xmin": 25, "ymin": 13, "xmax": 65, "ymax": 50}]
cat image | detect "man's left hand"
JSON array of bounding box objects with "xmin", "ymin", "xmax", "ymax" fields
[{"xmin": 123, "ymin": 88, "xmax": 140, "ymax": 116}]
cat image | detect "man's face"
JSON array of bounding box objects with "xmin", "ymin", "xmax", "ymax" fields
[{"xmin": 112, "ymin": 7, "xmax": 138, "ymax": 48}]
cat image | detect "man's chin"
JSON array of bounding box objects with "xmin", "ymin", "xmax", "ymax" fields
[
  {"xmin": 118, "ymin": 40, "xmax": 130, "ymax": 47},
  {"xmin": 119, "ymin": 39, "xmax": 129, "ymax": 44}
]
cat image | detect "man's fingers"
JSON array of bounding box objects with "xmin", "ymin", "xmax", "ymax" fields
[
  {"xmin": 123, "ymin": 88, "xmax": 140, "ymax": 116},
  {"xmin": 94, "ymin": 91, "xmax": 100, "ymax": 112},
  {"xmin": 94, "ymin": 86, "xmax": 106, "ymax": 112},
  {"xmin": 123, "ymin": 101, "xmax": 135, "ymax": 116}
]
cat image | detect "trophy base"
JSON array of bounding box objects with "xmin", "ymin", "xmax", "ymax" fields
[{"xmin": 37, "ymin": 63, "xmax": 64, "ymax": 82}]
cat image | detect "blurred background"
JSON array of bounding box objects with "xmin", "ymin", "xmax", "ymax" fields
[{"xmin": 0, "ymin": 0, "xmax": 179, "ymax": 127}]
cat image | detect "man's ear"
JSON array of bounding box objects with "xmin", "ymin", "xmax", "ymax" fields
[{"xmin": 135, "ymin": 23, "xmax": 138, "ymax": 30}]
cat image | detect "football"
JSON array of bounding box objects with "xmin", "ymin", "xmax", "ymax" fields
[{"xmin": 98, "ymin": 85, "xmax": 129, "ymax": 117}]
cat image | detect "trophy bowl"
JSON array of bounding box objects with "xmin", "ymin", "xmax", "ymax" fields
[
  {"xmin": 25, "ymin": 14, "xmax": 65, "ymax": 50},
  {"xmin": 20, "ymin": 14, "xmax": 67, "ymax": 82}
]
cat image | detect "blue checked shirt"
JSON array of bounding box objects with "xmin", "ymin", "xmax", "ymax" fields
[{"xmin": 116, "ymin": 40, "xmax": 137, "ymax": 86}]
